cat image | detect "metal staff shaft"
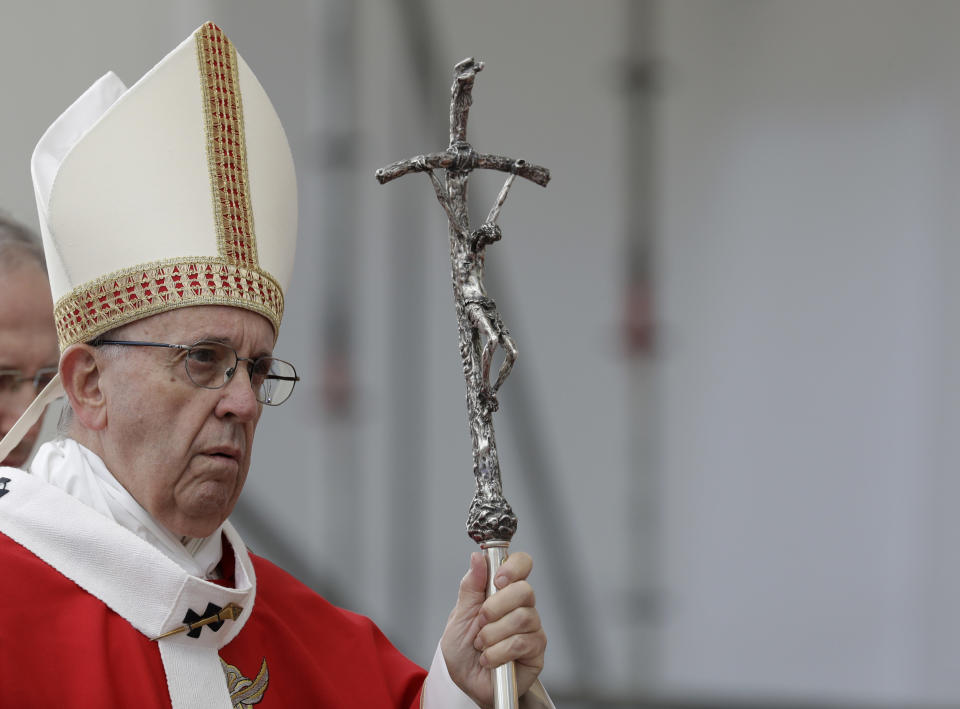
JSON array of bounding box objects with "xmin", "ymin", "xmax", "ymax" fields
[
  {"xmin": 483, "ymin": 541, "xmax": 519, "ymax": 709},
  {"xmin": 376, "ymin": 57, "xmax": 549, "ymax": 709}
]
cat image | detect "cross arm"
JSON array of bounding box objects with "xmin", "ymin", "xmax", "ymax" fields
[{"xmin": 375, "ymin": 151, "xmax": 550, "ymax": 187}]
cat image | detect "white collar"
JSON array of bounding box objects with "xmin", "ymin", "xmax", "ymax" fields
[
  {"xmin": 29, "ymin": 438, "xmax": 224, "ymax": 578},
  {"xmin": 0, "ymin": 460, "xmax": 257, "ymax": 709}
]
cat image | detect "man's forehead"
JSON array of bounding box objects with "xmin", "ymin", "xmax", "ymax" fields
[
  {"xmin": 0, "ymin": 262, "xmax": 59, "ymax": 368},
  {"xmin": 121, "ymin": 305, "xmax": 277, "ymax": 348}
]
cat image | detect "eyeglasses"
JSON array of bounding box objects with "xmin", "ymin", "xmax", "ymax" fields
[
  {"xmin": 92, "ymin": 339, "xmax": 299, "ymax": 406},
  {"xmin": 0, "ymin": 367, "xmax": 58, "ymax": 398}
]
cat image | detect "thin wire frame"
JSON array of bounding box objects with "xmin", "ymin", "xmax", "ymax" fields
[
  {"xmin": 0, "ymin": 367, "xmax": 59, "ymax": 397},
  {"xmin": 92, "ymin": 339, "xmax": 299, "ymax": 406}
]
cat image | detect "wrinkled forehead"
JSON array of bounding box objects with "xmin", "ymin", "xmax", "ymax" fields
[
  {"xmin": 0, "ymin": 258, "xmax": 50, "ymax": 295},
  {"xmin": 114, "ymin": 305, "xmax": 278, "ymax": 351},
  {"xmin": 0, "ymin": 263, "xmax": 59, "ymax": 367}
]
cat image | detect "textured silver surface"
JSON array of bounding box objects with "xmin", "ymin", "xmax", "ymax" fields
[{"xmin": 376, "ymin": 58, "xmax": 549, "ymax": 545}]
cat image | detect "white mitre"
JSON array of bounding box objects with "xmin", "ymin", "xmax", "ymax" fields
[{"xmin": 0, "ymin": 22, "xmax": 297, "ymax": 461}]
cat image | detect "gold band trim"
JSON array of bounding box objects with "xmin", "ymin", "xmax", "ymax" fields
[
  {"xmin": 195, "ymin": 22, "xmax": 259, "ymax": 268},
  {"xmin": 54, "ymin": 258, "xmax": 283, "ymax": 350}
]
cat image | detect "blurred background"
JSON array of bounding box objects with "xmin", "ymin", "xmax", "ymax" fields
[{"xmin": 3, "ymin": 1, "xmax": 960, "ymax": 707}]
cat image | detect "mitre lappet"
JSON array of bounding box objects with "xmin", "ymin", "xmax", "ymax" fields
[{"xmin": 0, "ymin": 22, "xmax": 298, "ymax": 463}]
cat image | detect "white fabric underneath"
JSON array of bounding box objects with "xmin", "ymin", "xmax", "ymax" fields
[
  {"xmin": 30, "ymin": 438, "xmax": 223, "ymax": 578},
  {"xmin": 0, "ymin": 449, "xmax": 255, "ymax": 709}
]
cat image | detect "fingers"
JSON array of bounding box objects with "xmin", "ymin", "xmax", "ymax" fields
[
  {"xmin": 455, "ymin": 551, "xmax": 489, "ymax": 609},
  {"xmin": 460, "ymin": 549, "xmax": 533, "ymax": 609},
  {"xmin": 480, "ymin": 551, "xmax": 534, "ymax": 627},
  {"xmin": 479, "ymin": 577, "xmax": 536, "ymax": 625},
  {"xmin": 474, "ymin": 598, "xmax": 546, "ymax": 672},
  {"xmin": 441, "ymin": 549, "xmax": 547, "ymax": 703},
  {"xmin": 479, "ymin": 628, "xmax": 547, "ymax": 671},
  {"xmin": 473, "ymin": 556, "xmax": 542, "ymax": 670},
  {"xmin": 475, "ymin": 601, "xmax": 541, "ymax": 650},
  {"xmin": 490, "ymin": 550, "xmax": 533, "ymax": 591}
]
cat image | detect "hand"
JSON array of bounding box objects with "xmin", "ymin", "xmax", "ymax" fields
[{"xmin": 440, "ymin": 550, "xmax": 547, "ymax": 708}]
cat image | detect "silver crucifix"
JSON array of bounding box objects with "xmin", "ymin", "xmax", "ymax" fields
[{"xmin": 376, "ymin": 57, "xmax": 549, "ymax": 709}]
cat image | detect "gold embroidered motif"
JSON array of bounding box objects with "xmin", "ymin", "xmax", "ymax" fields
[
  {"xmin": 221, "ymin": 657, "xmax": 269, "ymax": 708},
  {"xmin": 195, "ymin": 22, "xmax": 259, "ymax": 269},
  {"xmin": 53, "ymin": 257, "xmax": 283, "ymax": 350}
]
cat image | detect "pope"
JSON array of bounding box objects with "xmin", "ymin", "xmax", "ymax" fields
[{"xmin": 0, "ymin": 22, "xmax": 550, "ymax": 709}]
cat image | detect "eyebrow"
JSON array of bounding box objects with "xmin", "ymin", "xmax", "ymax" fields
[
  {"xmin": 192, "ymin": 337, "xmax": 274, "ymax": 359},
  {"xmin": 0, "ymin": 364, "xmax": 58, "ymax": 372},
  {"xmin": 196, "ymin": 336, "xmax": 231, "ymax": 345}
]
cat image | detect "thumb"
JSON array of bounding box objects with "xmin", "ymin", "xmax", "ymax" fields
[{"xmin": 456, "ymin": 551, "xmax": 488, "ymax": 611}]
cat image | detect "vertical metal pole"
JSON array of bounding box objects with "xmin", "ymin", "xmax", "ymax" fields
[
  {"xmin": 314, "ymin": 0, "xmax": 363, "ymax": 604},
  {"xmin": 482, "ymin": 541, "xmax": 519, "ymax": 709},
  {"xmin": 623, "ymin": 0, "xmax": 663, "ymax": 691}
]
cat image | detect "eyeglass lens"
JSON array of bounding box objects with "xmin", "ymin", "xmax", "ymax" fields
[
  {"xmin": 0, "ymin": 368, "xmax": 57, "ymax": 396},
  {"xmin": 184, "ymin": 342, "xmax": 297, "ymax": 405}
]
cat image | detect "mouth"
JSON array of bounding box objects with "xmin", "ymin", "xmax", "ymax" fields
[{"xmin": 202, "ymin": 446, "xmax": 242, "ymax": 463}]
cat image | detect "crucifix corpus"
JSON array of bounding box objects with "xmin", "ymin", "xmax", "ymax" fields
[{"xmin": 376, "ymin": 57, "xmax": 550, "ymax": 709}]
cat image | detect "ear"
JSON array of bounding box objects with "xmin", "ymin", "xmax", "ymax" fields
[{"xmin": 60, "ymin": 344, "xmax": 108, "ymax": 431}]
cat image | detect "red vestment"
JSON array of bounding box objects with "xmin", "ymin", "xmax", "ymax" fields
[{"xmin": 0, "ymin": 531, "xmax": 425, "ymax": 708}]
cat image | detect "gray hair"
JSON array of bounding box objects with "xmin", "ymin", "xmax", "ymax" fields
[
  {"xmin": 57, "ymin": 402, "xmax": 74, "ymax": 438},
  {"xmin": 57, "ymin": 325, "xmax": 127, "ymax": 439},
  {"xmin": 0, "ymin": 212, "xmax": 45, "ymax": 274}
]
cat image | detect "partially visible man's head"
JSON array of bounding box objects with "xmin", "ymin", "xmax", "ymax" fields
[
  {"xmin": 60, "ymin": 304, "xmax": 275, "ymax": 538},
  {"xmin": 0, "ymin": 215, "xmax": 58, "ymax": 467}
]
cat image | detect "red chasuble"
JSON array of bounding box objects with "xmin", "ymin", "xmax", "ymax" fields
[{"xmin": 0, "ymin": 532, "xmax": 425, "ymax": 708}]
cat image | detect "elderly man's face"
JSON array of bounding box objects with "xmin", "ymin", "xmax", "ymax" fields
[
  {"xmin": 95, "ymin": 305, "xmax": 274, "ymax": 538},
  {"xmin": 0, "ymin": 262, "xmax": 58, "ymax": 467}
]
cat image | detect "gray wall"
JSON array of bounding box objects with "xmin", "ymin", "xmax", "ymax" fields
[
  {"xmin": 5, "ymin": 1, "xmax": 960, "ymax": 705},
  {"xmin": 658, "ymin": 1, "xmax": 958, "ymax": 704}
]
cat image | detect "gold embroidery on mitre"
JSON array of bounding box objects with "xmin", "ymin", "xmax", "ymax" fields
[
  {"xmin": 48, "ymin": 23, "xmax": 289, "ymax": 350},
  {"xmin": 195, "ymin": 22, "xmax": 259, "ymax": 269},
  {"xmin": 220, "ymin": 657, "xmax": 269, "ymax": 708},
  {"xmin": 53, "ymin": 257, "xmax": 283, "ymax": 350}
]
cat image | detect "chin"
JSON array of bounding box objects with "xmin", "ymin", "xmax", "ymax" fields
[
  {"xmin": 170, "ymin": 514, "xmax": 228, "ymax": 539},
  {"xmin": 181, "ymin": 498, "xmax": 238, "ymax": 537},
  {"xmin": 168, "ymin": 468, "xmax": 243, "ymax": 537}
]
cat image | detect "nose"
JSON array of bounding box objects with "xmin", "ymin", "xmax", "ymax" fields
[
  {"xmin": 215, "ymin": 364, "xmax": 261, "ymax": 422},
  {"xmin": 0, "ymin": 384, "xmax": 38, "ymax": 432}
]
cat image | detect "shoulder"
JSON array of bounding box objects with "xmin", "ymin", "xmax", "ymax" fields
[
  {"xmin": 0, "ymin": 529, "xmax": 136, "ymax": 641},
  {"xmin": 243, "ymin": 551, "xmax": 426, "ymax": 676},
  {"xmin": 0, "ymin": 530, "xmax": 100, "ymax": 605},
  {"xmin": 226, "ymin": 553, "xmax": 426, "ymax": 706},
  {"xmin": 0, "ymin": 529, "xmax": 57, "ymax": 576}
]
